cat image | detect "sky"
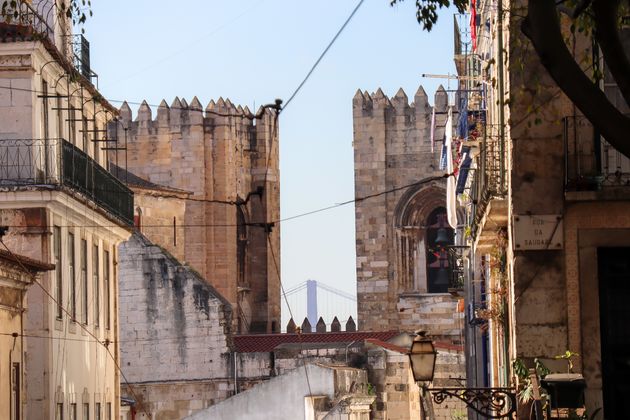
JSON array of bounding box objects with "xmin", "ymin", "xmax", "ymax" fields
[{"xmin": 85, "ymin": 0, "xmax": 456, "ymax": 328}]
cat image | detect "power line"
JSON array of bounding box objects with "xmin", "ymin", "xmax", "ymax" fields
[
  {"xmin": 282, "ymin": 0, "xmax": 366, "ymax": 111},
  {"xmin": 0, "ymin": 173, "xmax": 453, "ymax": 230},
  {"xmin": 267, "ymin": 233, "xmax": 314, "ymax": 399}
]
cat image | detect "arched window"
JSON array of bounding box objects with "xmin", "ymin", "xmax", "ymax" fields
[{"xmin": 425, "ymin": 207, "xmax": 454, "ymax": 293}]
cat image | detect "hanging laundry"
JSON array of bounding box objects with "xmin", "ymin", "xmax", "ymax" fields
[
  {"xmin": 445, "ymin": 108, "xmax": 458, "ymax": 229},
  {"xmin": 457, "ymin": 96, "xmax": 469, "ymax": 140},
  {"xmin": 470, "ymin": 0, "xmax": 478, "ymax": 52},
  {"xmin": 456, "ymin": 147, "xmax": 473, "ymax": 194}
]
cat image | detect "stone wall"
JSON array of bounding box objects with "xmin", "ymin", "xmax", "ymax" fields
[
  {"xmin": 397, "ymin": 294, "xmax": 465, "ymax": 342},
  {"xmin": 352, "ymin": 86, "xmax": 463, "ymax": 336},
  {"xmin": 113, "ymin": 97, "xmax": 280, "ymax": 333},
  {"xmin": 118, "ymin": 233, "xmax": 234, "ymax": 418},
  {"xmin": 132, "ymin": 187, "xmax": 188, "ymax": 262}
]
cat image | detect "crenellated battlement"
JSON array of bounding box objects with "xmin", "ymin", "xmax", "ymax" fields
[
  {"xmin": 116, "ymin": 96, "xmax": 276, "ymax": 136},
  {"xmin": 352, "ymin": 85, "xmax": 449, "ymax": 118}
]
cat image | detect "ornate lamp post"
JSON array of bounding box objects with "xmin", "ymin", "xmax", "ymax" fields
[{"xmin": 408, "ymin": 332, "xmax": 517, "ymax": 419}]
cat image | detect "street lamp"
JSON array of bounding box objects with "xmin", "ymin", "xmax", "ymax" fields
[
  {"xmin": 409, "ymin": 331, "xmax": 437, "ymax": 382},
  {"xmin": 407, "ymin": 332, "xmax": 517, "ymax": 419}
]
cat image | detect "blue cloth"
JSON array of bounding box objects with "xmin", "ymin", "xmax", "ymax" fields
[
  {"xmin": 457, "ymin": 96, "xmax": 468, "ymax": 140},
  {"xmin": 439, "ymin": 142, "xmax": 447, "ymax": 170},
  {"xmin": 456, "ymin": 147, "xmax": 472, "ymax": 194}
]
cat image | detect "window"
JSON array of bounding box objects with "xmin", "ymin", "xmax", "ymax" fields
[
  {"xmin": 10, "ymin": 363, "xmax": 19, "ymax": 420},
  {"xmin": 56, "ymin": 403, "xmax": 64, "ymax": 420},
  {"xmin": 106, "ymin": 402, "xmax": 111, "ymax": 420},
  {"xmin": 104, "ymin": 250, "xmax": 110, "ymax": 330},
  {"xmin": 69, "ymin": 232, "xmax": 76, "ymax": 321},
  {"xmin": 81, "ymin": 239, "xmax": 88, "ymax": 324},
  {"xmin": 82, "ymin": 403, "xmax": 89, "ymax": 420},
  {"xmin": 69, "ymin": 403, "xmax": 77, "ymax": 420},
  {"xmin": 93, "ymin": 122, "xmax": 100, "ymax": 165},
  {"xmin": 93, "ymin": 244, "xmax": 99, "ymax": 327},
  {"xmin": 42, "ymin": 80, "xmax": 49, "ymax": 141},
  {"xmin": 69, "ymin": 105, "xmax": 76, "ymax": 145},
  {"xmin": 425, "ymin": 207, "xmax": 454, "ymax": 293},
  {"xmin": 82, "ymin": 116, "xmax": 88, "ymax": 152},
  {"xmin": 94, "ymin": 402, "xmax": 101, "ymax": 420},
  {"xmin": 56, "ymin": 96, "xmax": 64, "ymax": 139},
  {"xmin": 54, "ymin": 226, "xmax": 63, "ymax": 319}
]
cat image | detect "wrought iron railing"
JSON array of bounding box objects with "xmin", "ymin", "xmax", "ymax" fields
[
  {"xmin": 0, "ymin": 138, "xmax": 133, "ymax": 225},
  {"xmin": 0, "ymin": 0, "xmax": 54, "ymax": 42},
  {"xmin": 470, "ymin": 126, "xmax": 507, "ymax": 230},
  {"xmin": 0, "ymin": 1, "xmax": 96, "ymax": 82},
  {"xmin": 446, "ymin": 246, "xmax": 467, "ymax": 291},
  {"xmin": 69, "ymin": 34, "xmax": 95, "ymax": 80},
  {"xmin": 564, "ymin": 115, "xmax": 630, "ymax": 190}
]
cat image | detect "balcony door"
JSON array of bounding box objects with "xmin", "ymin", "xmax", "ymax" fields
[{"xmin": 597, "ymin": 247, "xmax": 630, "ymax": 419}]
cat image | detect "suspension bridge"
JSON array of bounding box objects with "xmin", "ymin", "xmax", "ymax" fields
[{"xmin": 281, "ymin": 279, "xmax": 357, "ymax": 332}]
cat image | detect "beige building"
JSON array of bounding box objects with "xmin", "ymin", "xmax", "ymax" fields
[
  {"xmin": 0, "ymin": 249, "xmax": 53, "ymax": 420},
  {"xmin": 0, "ymin": 1, "xmax": 132, "ymax": 418},
  {"xmin": 456, "ymin": 1, "xmax": 630, "ymax": 418}
]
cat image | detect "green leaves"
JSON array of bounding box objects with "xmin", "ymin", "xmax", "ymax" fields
[{"xmin": 390, "ymin": 0, "xmax": 469, "ymax": 31}]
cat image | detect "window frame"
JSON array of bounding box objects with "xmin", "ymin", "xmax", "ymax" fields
[{"xmin": 68, "ymin": 231, "xmax": 76, "ymax": 322}]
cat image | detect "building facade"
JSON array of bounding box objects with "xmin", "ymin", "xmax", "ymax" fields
[
  {"xmin": 454, "ymin": 2, "xmax": 630, "ymax": 418},
  {"xmin": 111, "ymin": 98, "xmax": 280, "ymax": 333},
  {"xmin": 352, "ymin": 86, "xmax": 465, "ymax": 343},
  {"xmin": 0, "ymin": 1, "xmax": 132, "ymax": 418},
  {"xmin": 0, "ymin": 250, "xmax": 53, "ymax": 420}
]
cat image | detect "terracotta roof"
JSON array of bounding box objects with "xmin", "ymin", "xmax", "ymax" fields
[
  {"xmin": 434, "ymin": 341, "xmax": 464, "ymax": 352},
  {"xmin": 365, "ymin": 338, "xmax": 409, "ymax": 354},
  {"xmin": 233, "ymin": 331, "xmax": 400, "ymax": 353}
]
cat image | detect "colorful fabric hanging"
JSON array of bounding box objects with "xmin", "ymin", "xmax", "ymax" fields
[
  {"xmin": 457, "ymin": 96, "xmax": 469, "ymax": 140},
  {"xmin": 470, "ymin": 0, "xmax": 477, "ymax": 52},
  {"xmin": 445, "ymin": 108, "xmax": 458, "ymax": 229}
]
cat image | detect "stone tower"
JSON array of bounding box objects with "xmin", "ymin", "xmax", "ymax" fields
[
  {"xmin": 353, "ymin": 86, "xmax": 464, "ymax": 343},
  {"xmin": 113, "ymin": 97, "xmax": 280, "ymax": 333}
]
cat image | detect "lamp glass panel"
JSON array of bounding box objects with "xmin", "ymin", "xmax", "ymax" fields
[{"xmin": 410, "ymin": 341, "xmax": 436, "ymax": 382}]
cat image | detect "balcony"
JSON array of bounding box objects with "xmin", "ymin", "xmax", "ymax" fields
[
  {"xmin": 564, "ymin": 115, "xmax": 630, "ymax": 197},
  {"xmin": 0, "ymin": 138, "xmax": 133, "ymax": 225},
  {"xmin": 0, "ymin": 0, "xmax": 54, "ymax": 42},
  {"xmin": 0, "ymin": 0, "xmax": 96, "ymax": 83}
]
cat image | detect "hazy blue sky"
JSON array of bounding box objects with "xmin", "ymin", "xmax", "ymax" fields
[{"xmin": 85, "ymin": 0, "xmax": 456, "ymax": 327}]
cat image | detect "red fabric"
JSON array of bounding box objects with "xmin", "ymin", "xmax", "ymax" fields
[{"xmin": 470, "ymin": 0, "xmax": 477, "ymax": 52}]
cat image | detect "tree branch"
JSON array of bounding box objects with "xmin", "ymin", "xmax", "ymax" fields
[
  {"xmin": 522, "ymin": 0, "xmax": 630, "ymax": 159},
  {"xmin": 592, "ymin": 0, "xmax": 630, "ymax": 108}
]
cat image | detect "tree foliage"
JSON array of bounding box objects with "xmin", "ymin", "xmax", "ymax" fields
[
  {"xmin": 394, "ymin": 0, "xmax": 630, "ymax": 159},
  {"xmin": 1, "ymin": 0, "xmax": 91, "ymax": 27}
]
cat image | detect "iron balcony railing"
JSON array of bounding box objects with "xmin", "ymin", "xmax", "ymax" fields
[
  {"xmin": 0, "ymin": 138, "xmax": 133, "ymax": 225},
  {"xmin": 564, "ymin": 115, "xmax": 630, "ymax": 190},
  {"xmin": 0, "ymin": 1, "xmax": 96, "ymax": 82},
  {"xmin": 469, "ymin": 126, "xmax": 507, "ymax": 230},
  {"xmin": 0, "ymin": 0, "xmax": 54, "ymax": 42}
]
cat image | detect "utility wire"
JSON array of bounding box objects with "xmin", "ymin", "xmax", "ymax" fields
[
  {"xmin": 0, "ymin": 238, "xmax": 152, "ymax": 419},
  {"xmin": 267, "ymin": 233, "xmax": 314, "ymax": 398},
  {"xmin": 0, "ymin": 173, "xmax": 454, "ymax": 230},
  {"xmin": 282, "ymin": 0, "xmax": 366, "ymax": 111}
]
